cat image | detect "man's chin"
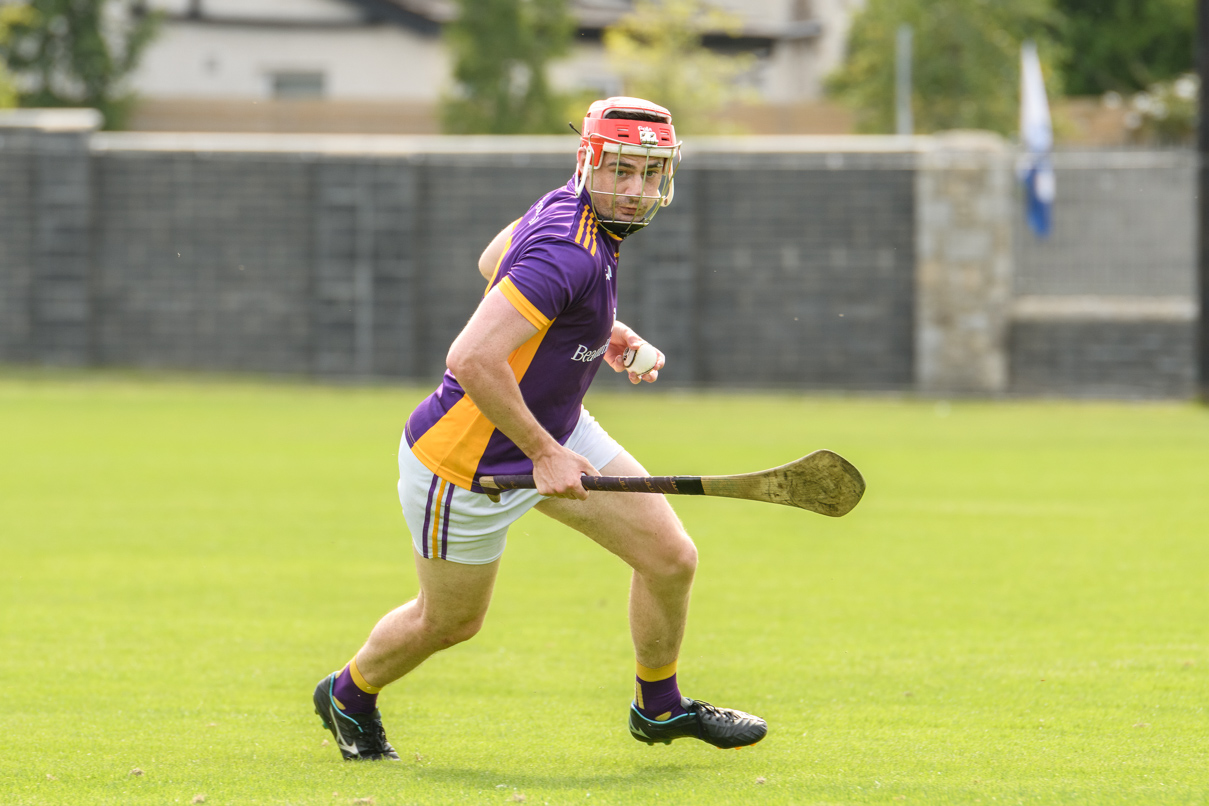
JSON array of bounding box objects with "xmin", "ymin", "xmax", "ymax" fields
[{"xmin": 602, "ymin": 208, "xmax": 647, "ymax": 222}]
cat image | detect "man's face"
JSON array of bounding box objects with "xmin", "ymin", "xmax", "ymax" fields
[{"xmin": 587, "ymin": 152, "xmax": 667, "ymax": 224}]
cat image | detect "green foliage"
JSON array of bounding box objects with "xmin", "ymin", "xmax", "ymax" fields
[
  {"xmin": 603, "ymin": 0, "xmax": 755, "ymax": 134},
  {"xmin": 0, "ymin": 0, "xmax": 159, "ymax": 130},
  {"xmin": 3, "ymin": 374, "xmax": 1209, "ymax": 803},
  {"xmin": 1057, "ymin": 0, "xmax": 1195, "ymax": 95},
  {"xmin": 828, "ymin": 0, "xmax": 1063, "ymax": 135},
  {"xmin": 0, "ymin": 3, "xmax": 35, "ymax": 108},
  {"xmin": 441, "ymin": 0, "xmax": 574, "ymax": 134}
]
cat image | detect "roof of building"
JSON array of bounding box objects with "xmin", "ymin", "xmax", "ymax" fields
[{"xmin": 165, "ymin": 0, "xmax": 818, "ymax": 43}]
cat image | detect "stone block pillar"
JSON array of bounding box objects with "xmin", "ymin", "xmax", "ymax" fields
[{"xmin": 915, "ymin": 132, "xmax": 1014, "ymax": 393}]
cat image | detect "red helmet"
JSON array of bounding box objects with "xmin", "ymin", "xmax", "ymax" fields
[{"xmin": 574, "ymin": 97, "xmax": 682, "ymax": 235}]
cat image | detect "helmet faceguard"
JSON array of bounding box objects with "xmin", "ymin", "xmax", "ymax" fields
[{"xmin": 573, "ymin": 97, "xmax": 682, "ymax": 236}]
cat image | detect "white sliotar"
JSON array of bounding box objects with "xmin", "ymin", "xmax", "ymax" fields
[{"xmin": 622, "ymin": 342, "xmax": 659, "ymax": 375}]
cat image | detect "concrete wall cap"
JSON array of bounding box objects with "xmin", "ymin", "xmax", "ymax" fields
[
  {"xmin": 680, "ymin": 135, "xmax": 925, "ymax": 153},
  {"xmin": 90, "ymin": 132, "xmax": 583, "ymax": 155},
  {"xmin": 89, "ymin": 132, "xmax": 947, "ymax": 156},
  {"xmin": 1012, "ymin": 295, "xmax": 1196, "ymax": 322},
  {"xmin": 85, "ymin": 132, "xmax": 1042, "ymax": 158},
  {"xmin": 1048, "ymin": 149, "xmax": 1195, "ymax": 169},
  {"xmin": 0, "ymin": 108, "xmax": 103, "ymax": 132},
  {"xmin": 923, "ymin": 130, "xmax": 1009, "ymax": 152}
]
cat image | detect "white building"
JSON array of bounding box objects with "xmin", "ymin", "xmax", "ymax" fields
[{"xmin": 125, "ymin": 0, "xmax": 863, "ymax": 132}]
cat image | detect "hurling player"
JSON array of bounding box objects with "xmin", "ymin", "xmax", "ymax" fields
[{"xmin": 314, "ymin": 98, "xmax": 768, "ymax": 760}]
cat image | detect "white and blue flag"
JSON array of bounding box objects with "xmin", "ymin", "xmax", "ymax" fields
[{"xmin": 1019, "ymin": 41, "xmax": 1054, "ymax": 238}]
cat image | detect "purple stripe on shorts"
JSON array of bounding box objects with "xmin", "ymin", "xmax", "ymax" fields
[
  {"xmin": 439, "ymin": 482, "xmax": 455, "ymax": 559},
  {"xmin": 420, "ymin": 473, "xmax": 439, "ymax": 559}
]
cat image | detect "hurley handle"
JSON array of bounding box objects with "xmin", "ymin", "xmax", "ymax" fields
[{"xmin": 479, "ymin": 474, "xmax": 705, "ymax": 496}]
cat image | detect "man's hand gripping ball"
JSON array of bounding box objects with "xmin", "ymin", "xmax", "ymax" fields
[{"xmin": 605, "ymin": 321, "xmax": 664, "ymax": 384}]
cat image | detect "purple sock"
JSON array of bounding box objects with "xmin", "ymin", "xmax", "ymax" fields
[
  {"xmin": 331, "ymin": 660, "xmax": 380, "ymax": 714},
  {"xmin": 635, "ymin": 663, "xmax": 687, "ymax": 721}
]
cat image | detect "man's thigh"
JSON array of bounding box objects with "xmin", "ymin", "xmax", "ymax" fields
[
  {"xmin": 412, "ymin": 549, "xmax": 501, "ymax": 631},
  {"xmin": 534, "ymin": 450, "xmax": 693, "ymax": 573}
]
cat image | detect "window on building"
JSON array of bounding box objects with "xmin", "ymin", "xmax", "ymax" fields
[{"xmin": 270, "ymin": 72, "xmax": 326, "ymax": 100}]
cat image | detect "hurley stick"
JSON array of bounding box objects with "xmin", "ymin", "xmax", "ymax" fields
[{"xmin": 479, "ymin": 449, "xmax": 865, "ymax": 517}]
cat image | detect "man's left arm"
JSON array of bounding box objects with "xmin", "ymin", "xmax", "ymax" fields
[
  {"xmin": 477, "ymin": 222, "xmax": 517, "ymax": 281},
  {"xmin": 603, "ymin": 320, "xmax": 665, "ymax": 385}
]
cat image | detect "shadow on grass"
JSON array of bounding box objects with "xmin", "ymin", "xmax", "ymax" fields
[{"xmin": 407, "ymin": 762, "xmax": 707, "ymax": 791}]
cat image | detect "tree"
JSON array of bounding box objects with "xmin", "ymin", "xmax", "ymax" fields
[
  {"xmin": 0, "ymin": 4, "xmax": 35, "ymax": 109},
  {"xmin": 442, "ymin": 0, "xmax": 574, "ymax": 134},
  {"xmin": 0, "ymin": 0, "xmax": 159, "ymax": 129},
  {"xmin": 1056, "ymin": 0, "xmax": 1195, "ymax": 95},
  {"xmin": 828, "ymin": 0, "xmax": 1063, "ymax": 135},
  {"xmin": 603, "ymin": 0, "xmax": 754, "ymax": 134}
]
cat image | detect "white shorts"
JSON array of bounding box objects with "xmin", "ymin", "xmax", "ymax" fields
[{"xmin": 397, "ymin": 407, "xmax": 624, "ymax": 565}]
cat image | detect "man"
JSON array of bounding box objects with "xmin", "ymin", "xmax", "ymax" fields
[{"xmin": 313, "ymin": 97, "xmax": 767, "ymax": 760}]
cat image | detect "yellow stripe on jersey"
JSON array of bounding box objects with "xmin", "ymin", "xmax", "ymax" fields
[
  {"xmin": 574, "ymin": 207, "xmax": 599, "ymax": 256},
  {"xmin": 410, "ymin": 324, "xmax": 553, "ymax": 490},
  {"xmin": 498, "ymin": 277, "xmax": 552, "ymax": 330},
  {"xmin": 411, "ymin": 398, "xmax": 497, "ymax": 491},
  {"xmin": 484, "ymin": 219, "xmax": 521, "ymax": 293},
  {"xmin": 574, "ymin": 206, "xmax": 591, "ymax": 247}
]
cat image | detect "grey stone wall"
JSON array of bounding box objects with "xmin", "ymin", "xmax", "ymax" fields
[
  {"xmin": 94, "ymin": 149, "xmax": 315, "ymax": 372},
  {"xmin": 0, "ymin": 130, "xmax": 36, "ymax": 362},
  {"xmin": 1013, "ymin": 151, "xmax": 1195, "ymax": 297},
  {"xmin": 0, "ymin": 118, "xmax": 1199, "ymax": 397},
  {"xmin": 85, "ymin": 139, "xmax": 578, "ymax": 379},
  {"xmin": 1008, "ymin": 150, "xmax": 1197, "ymax": 397},
  {"xmin": 1010, "ymin": 319, "xmax": 1195, "ymax": 397},
  {"xmin": 0, "ymin": 110, "xmax": 102, "ymax": 366},
  {"xmin": 618, "ymin": 147, "xmax": 916, "ymax": 390},
  {"xmin": 2, "ymin": 128, "xmax": 921, "ymax": 390}
]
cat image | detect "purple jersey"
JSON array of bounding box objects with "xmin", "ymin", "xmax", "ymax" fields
[{"xmin": 405, "ymin": 178, "xmax": 623, "ymax": 493}]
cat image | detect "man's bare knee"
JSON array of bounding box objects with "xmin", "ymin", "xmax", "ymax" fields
[
  {"xmin": 421, "ymin": 612, "xmax": 486, "ymax": 649},
  {"xmin": 638, "ymin": 530, "xmax": 698, "ymax": 584},
  {"xmin": 670, "ymin": 537, "xmax": 698, "ymax": 580}
]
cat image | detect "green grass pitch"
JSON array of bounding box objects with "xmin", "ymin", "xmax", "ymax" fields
[{"xmin": 2, "ymin": 372, "xmax": 1207, "ymax": 805}]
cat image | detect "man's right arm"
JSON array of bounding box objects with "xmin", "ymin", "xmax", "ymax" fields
[{"xmin": 446, "ymin": 287, "xmax": 598, "ymax": 499}]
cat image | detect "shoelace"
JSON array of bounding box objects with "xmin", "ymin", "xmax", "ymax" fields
[
  {"xmin": 690, "ymin": 700, "xmax": 744, "ymax": 724},
  {"xmin": 345, "ymin": 710, "xmax": 389, "ymax": 749}
]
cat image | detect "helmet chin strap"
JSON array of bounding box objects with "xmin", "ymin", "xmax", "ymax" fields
[{"xmin": 596, "ymin": 217, "xmax": 648, "ymax": 237}]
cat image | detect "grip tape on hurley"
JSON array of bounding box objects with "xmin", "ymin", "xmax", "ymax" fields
[{"xmin": 481, "ymin": 474, "xmax": 705, "ymax": 496}]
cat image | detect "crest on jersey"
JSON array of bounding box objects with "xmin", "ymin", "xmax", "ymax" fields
[{"xmin": 638, "ymin": 126, "xmax": 658, "ymax": 146}]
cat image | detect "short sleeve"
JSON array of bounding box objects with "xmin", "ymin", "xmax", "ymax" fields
[{"xmin": 500, "ymin": 239, "xmax": 597, "ymax": 325}]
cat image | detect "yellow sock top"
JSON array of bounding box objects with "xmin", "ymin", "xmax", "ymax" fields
[
  {"xmin": 636, "ymin": 660, "xmax": 678, "ymax": 682},
  {"xmin": 348, "ymin": 656, "xmax": 383, "ymax": 694}
]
